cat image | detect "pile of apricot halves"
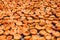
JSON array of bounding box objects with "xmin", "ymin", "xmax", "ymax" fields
[{"xmin": 0, "ymin": 0, "xmax": 60, "ymax": 40}]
